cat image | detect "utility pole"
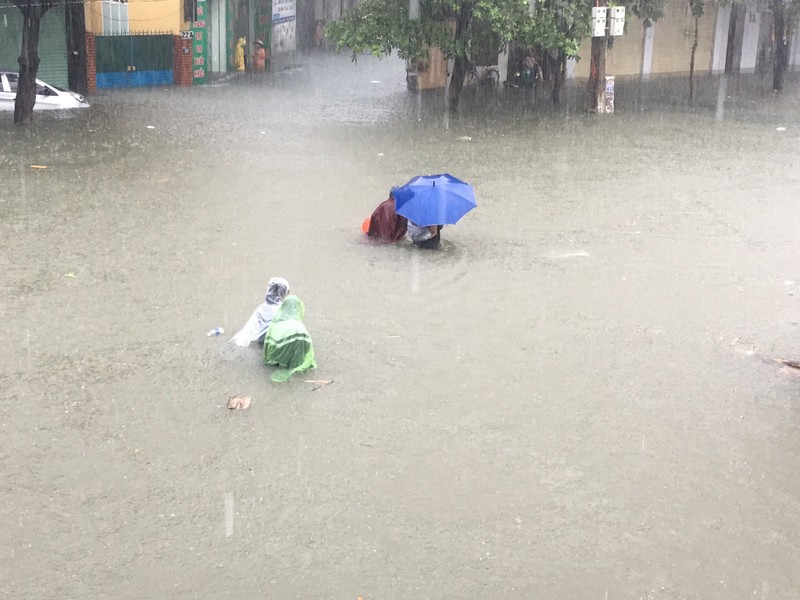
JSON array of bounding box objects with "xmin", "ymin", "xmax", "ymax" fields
[
  {"xmin": 587, "ymin": 1, "xmax": 607, "ymax": 113},
  {"xmin": 587, "ymin": 3, "xmax": 624, "ymax": 113}
]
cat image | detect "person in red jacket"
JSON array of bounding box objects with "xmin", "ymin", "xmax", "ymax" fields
[
  {"xmin": 362, "ymin": 188, "xmax": 408, "ymax": 243},
  {"xmin": 252, "ymin": 40, "xmax": 267, "ymax": 72}
]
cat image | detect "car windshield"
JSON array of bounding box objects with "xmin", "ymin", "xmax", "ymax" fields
[{"xmin": 1, "ymin": 73, "xmax": 62, "ymax": 94}]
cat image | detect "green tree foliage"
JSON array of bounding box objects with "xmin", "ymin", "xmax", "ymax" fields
[
  {"xmin": 517, "ymin": 0, "xmax": 593, "ymax": 58},
  {"xmin": 626, "ymin": 0, "xmax": 665, "ymax": 27},
  {"xmin": 326, "ymin": 0, "xmax": 593, "ymax": 110}
]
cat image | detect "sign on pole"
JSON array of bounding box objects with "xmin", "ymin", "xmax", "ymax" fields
[
  {"xmin": 192, "ymin": 0, "xmax": 209, "ymax": 84},
  {"xmin": 591, "ymin": 7, "xmax": 607, "ymax": 37},
  {"xmin": 609, "ymin": 7, "xmax": 625, "ymax": 36},
  {"xmin": 592, "ymin": 5, "xmax": 625, "ymax": 37}
]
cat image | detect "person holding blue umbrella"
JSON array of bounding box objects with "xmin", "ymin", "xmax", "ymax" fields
[
  {"xmin": 407, "ymin": 222, "xmax": 443, "ymax": 249},
  {"xmin": 393, "ymin": 173, "xmax": 476, "ymax": 249}
]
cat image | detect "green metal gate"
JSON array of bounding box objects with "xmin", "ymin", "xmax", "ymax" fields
[{"xmin": 95, "ymin": 34, "xmax": 174, "ymax": 89}]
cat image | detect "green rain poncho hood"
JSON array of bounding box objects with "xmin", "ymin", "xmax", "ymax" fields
[{"xmin": 263, "ymin": 295, "xmax": 316, "ymax": 382}]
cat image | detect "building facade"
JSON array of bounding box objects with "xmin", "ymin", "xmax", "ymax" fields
[{"xmin": 566, "ymin": 0, "xmax": 800, "ymax": 80}]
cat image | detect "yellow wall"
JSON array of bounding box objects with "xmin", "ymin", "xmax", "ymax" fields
[
  {"xmin": 85, "ymin": 4, "xmax": 103, "ymax": 34},
  {"xmin": 606, "ymin": 23, "xmax": 646, "ymax": 76},
  {"xmin": 650, "ymin": 0, "xmax": 716, "ymax": 73},
  {"xmin": 573, "ymin": 15, "xmax": 647, "ymax": 78},
  {"xmin": 128, "ymin": 0, "xmax": 188, "ymax": 34},
  {"xmin": 416, "ymin": 47, "xmax": 449, "ymax": 90},
  {"xmin": 84, "ymin": 0, "xmax": 190, "ymax": 35},
  {"xmin": 572, "ymin": 0, "xmax": 718, "ymax": 78}
]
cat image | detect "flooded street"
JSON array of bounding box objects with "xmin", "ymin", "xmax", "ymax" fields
[{"xmin": 2, "ymin": 54, "xmax": 800, "ymax": 598}]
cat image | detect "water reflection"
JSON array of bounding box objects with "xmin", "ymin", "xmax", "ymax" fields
[{"xmin": 1, "ymin": 52, "xmax": 799, "ymax": 598}]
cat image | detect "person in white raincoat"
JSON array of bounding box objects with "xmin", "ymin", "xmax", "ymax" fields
[{"xmin": 231, "ymin": 277, "xmax": 290, "ymax": 347}]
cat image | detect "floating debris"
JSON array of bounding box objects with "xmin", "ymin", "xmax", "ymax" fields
[
  {"xmin": 304, "ymin": 379, "xmax": 334, "ymax": 391},
  {"xmin": 544, "ymin": 250, "xmax": 591, "ymax": 260},
  {"xmin": 731, "ymin": 338, "xmax": 800, "ymax": 374},
  {"xmin": 773, "ymin": 358, "xmax": 800, "ymax": 371},
  {"xmin": 227, "ymin": 395, "xmax": 251, "ymax": 410}
]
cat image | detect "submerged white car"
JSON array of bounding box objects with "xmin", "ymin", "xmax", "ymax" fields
[{"xmin": 0, "ymin": 71, "xmax": 89, "ymax": 111}]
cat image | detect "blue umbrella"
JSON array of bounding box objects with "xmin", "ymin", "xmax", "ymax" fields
[{"xmin": 393, "ymin": 173, "xmax": 477, "ymax": 226}]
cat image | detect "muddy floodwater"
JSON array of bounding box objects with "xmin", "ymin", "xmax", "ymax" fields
[{"xmin": 2, "ymin": 54, "xmax": 800, "ymax": 598}]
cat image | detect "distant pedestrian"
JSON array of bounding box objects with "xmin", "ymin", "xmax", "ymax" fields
[
  {"xmin": 252, "ymin": 40, "xmax": 267, "ymax": 72},
  {"xmin": 235, "ymin": 38, "xmax": 246, "ymax": 72},
  {"xmin": 313, "ymin": 20, "xmax": 325, "ymax": 50},
  {"xmin": 520, "ymin": 51, "xmax": 543, "ymax": 87}
]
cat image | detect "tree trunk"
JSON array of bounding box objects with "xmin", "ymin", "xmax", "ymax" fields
[
  {"xmin": 587, "ymin": 35, "xmax": 606, "ymax": 112},
  {"xmin": 773, "ymin": 0, "xmax": 787, "ymax": 93},
  {"xmin": 13, "ymin": 1, "xmax": 54, "ymax": 126},
  {"xmin": 446, "ymin": 4, "xmax": 473, "ymax": 113},
  {"xmin": 689, "ymin": 18, "xmax": 698, "ymax": 102},
  {"xmin": 448, "ymin": 55, "xmax": 468, "ymax": 112},
  {"xmin": 551, "ymin": 50, "xmax": 565, "ymax": 105}
]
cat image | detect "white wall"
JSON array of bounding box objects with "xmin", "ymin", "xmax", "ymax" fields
[
  {"xmin": 566, "ymin": 57, "xmax": 577, "ymax": 79},
  {"xmin": 740, "ymin": 1, "xmax": 760, "ymax": 72},
  {"xmin": 711, "ymin": 4, "xmax": 730, "ymax": 73},
  {"xmin": 497, "ymin": 48, "xmax": 509, "ymax": 83},
  {"xmin": 641, "ymin": 25, "xmax": 655, "ymax": 78},
  {"xmin": 209, "ymin": 0, "xmax": 226, "ymax": 73}
]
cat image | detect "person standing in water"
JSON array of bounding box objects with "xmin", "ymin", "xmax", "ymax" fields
[
  {"xmin": 235, "ymin": 38, "xmax": 247, "ymax": 72},
  {"xmin": 407, "ymin": 222, "xmax": 442, "ymax": 249},
  {"xmin": 252, "ymin": 40, "xmax": 267, "ymax": 73},
  {"xmin": 362, "ymin": 187, "xmax": 408, "ymax": 243},
  {"xmin": 263, "ymin": 295, "xmax": 316, "ymax": 382},
  {"xmin": 231, "ymin": 277, "xmax": 290, "ymax": 347}
]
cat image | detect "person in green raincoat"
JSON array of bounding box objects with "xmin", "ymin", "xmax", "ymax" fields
[{"xmin": 263, "ymin": 295, "xmax": 316, "ymax": 382}]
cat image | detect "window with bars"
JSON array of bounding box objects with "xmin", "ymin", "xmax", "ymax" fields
[
  {"xmin": 184, "ymin": 0, "xmax": 197, "ymax": 24},
  {"xmin": 102, "ymin": 0, "xmax": 129, "ymax": 35}
]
